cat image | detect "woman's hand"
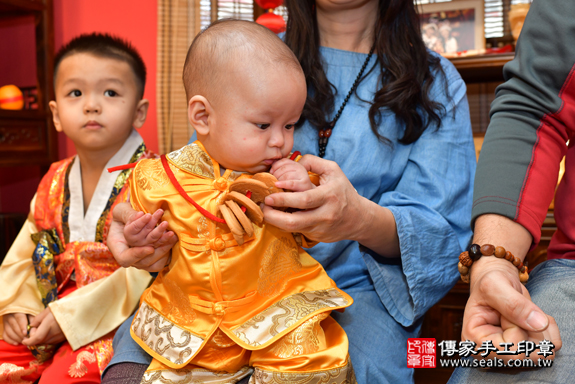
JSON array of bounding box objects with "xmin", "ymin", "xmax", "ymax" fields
[{"xmin": 264, "ymin": 155, "xmax": 399, "ymax": 256}]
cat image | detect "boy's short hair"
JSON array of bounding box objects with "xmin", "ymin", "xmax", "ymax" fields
[{"xmin": 54, "ymin": 33, "xmax": 147, "ymax": 99}]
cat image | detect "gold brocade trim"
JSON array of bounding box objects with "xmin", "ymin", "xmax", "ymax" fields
[
  {"xmin": 269, "ymin": 313, "xmax": 328, "ymax": 358},
  {"xmin": 251, "ymin": 359, "xmax": 356, "ymax": 384},
  {"xmin": 232, "ymin": 289, "xmax": 349, "ymax": 347},
  {"xmin": 167, "ymin": 143, "xmax": 244, "ymax": 181},
  {"xmin": 0, "ymin": 362, "xmax": 39, "ymax": 384},
  {"xmin": 136, "ymin": 159, "xmax": 171, "ymax": 191},
  {"xmin": 132, "ymin": 302, "xmax": 205, "ymax": 366},
  {"xmin": 211, "ymin": 328, "xmax": 236, "ymax": 348},
  {"xmin": 257, "ymin": 237, "xmax": 302, "ymax": 298},
  {"xmin": 93, "ymin": 336, "xmax": 114, "ymax": 376},
  {"xmin": 68, "ymin": 350, "xmax": 96, "ymax": 378},
  {"xmin": 61, "ymin": 159, "xmax": 73, "ymax": 244},
  {"xmin": 167, "ymin": 144, "xmax": 214, "ymax": 178},
  {"xmin": 141, "ymin": 366, "xmax": 252, "ymax": 384}
]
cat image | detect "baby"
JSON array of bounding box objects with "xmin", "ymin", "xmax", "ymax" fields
[{"xmin": 114, "ymin": 20, "xmax": 355, "ymax": 383}]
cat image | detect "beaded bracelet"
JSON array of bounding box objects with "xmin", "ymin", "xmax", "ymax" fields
[{"xmin": 458, "ymin": 244, "xmax": 529, "ymax": 284}]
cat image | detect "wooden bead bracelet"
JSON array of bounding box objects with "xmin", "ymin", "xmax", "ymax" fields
[{"xmin": 458, "ymin": 244, "xmax": 529, "ymax": 284}]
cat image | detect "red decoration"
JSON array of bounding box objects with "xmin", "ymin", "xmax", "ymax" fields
[
  {"xmin": 255, "ymin": 0, "xmax": 283, "ymax": 9},
  {"xmin": 256, "ymin": 12, "xmax": 286, "ymax": 34}
]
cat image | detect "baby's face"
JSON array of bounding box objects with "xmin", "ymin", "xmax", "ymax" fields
[{"xmin": 204, "ymin": 66, "xmax": 306, "ymax": 173}]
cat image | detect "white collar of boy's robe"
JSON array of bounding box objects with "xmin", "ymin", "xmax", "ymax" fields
[{"xmin": 68, "ymin": 129, "xmax": 143, "ymax": 242}]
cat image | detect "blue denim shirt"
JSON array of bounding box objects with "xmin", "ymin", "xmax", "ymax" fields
[
  {"xmin": 106, "ymin": 47, "xmax": 475, "ymax": 383},
  {"xmin": 194, "ymin": 47, "xmax": 475, "ymax": 326}
]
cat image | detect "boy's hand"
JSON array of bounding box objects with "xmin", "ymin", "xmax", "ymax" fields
[
  {"xmin": 270, "ymin": 158, "xmax": 315, "ymax": 192},
  {"xmin": 109, "ymin": 202, "xmax": 177, "ymax": 272},
  {"xmin": 22, "ymin": 307, "xmax": 65, "ymax": 346},
  {"xmin": 2, "ymin": 313, "xmax": 32, "ymax": 345}
]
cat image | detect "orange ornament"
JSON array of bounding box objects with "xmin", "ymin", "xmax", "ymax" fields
[{"xmin": 0, "ymin": 85, "xmax": 24, "ymax": 110}]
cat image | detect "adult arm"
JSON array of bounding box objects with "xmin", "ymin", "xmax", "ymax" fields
[
  {"xmin": 265, "ymin": 59, "xmax": 476, "ymax": 325},
  {"xmin": 462, "ymin": 0, "xmax": 575, "ymax": 356},
  {"xmin": 463, "ymin": 214, "xmax": 561, "ymax": 360}
]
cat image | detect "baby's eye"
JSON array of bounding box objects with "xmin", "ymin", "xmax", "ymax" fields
[
  {"xmin": 104, "ymin": 90, "xmax": 118, "ymax": 97},
  {"xmin": 285, "ymin": 124, "xmax": 295, "ymax": 130},
  {"xmin": 256, "ymin": 123, "xmax": 270, "ymax": 130},
  {"xmin": 68, "ymin": 90, "xmax": 82, "ymax": 97}
]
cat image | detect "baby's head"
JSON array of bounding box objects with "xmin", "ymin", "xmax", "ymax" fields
[
  {"xmin": 50, "ymin": 33, "xmax": 149, "ymax": 154},
  {"xmin": 183, "ymin": 20, "xmax": 307, "ymax": 173}
]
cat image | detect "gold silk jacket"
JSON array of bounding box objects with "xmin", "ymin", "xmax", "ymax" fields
[{"xmin": 129, "ymin": 142, "xmax": 353, "ymax": 369}]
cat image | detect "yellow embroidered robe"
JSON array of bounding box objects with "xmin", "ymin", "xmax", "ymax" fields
[{"xmin": 129, "ymin": 142, "xmax": 353, "ymax": 369}]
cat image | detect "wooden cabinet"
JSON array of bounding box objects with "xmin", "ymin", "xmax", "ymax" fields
[
  {"xmin": 415, "ymin": 53, "xmax": 557, "ymax": 384},
  {"xmin": 0, "ymin": 0, "xmax": 56, "ymax": 167}
]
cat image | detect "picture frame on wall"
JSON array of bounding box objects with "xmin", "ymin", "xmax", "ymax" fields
[{"xmin": 419, "ymin": 0, "xmax": 485, "ymax": 57}]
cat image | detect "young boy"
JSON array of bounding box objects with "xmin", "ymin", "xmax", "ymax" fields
[
  {"xmin": 111, "ymin": 20, "xmax": 355, "ymax": 383},
  {"xmin": 0, "ymin": 33, "xmax": 155, "ymax": 383}
]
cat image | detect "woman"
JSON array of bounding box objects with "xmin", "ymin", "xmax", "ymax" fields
[{"xmin": 104, "ymin": 0, "xmax": 475, "ymax": 382}]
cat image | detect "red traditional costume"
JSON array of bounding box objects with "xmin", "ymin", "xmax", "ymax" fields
[
  {"xmin": 0, "ymin": 131, "xmax": 154, "ymax": 383},
  {"xmin": 129, "ymin": 141, "xmax": 356, "ymax": 384}
]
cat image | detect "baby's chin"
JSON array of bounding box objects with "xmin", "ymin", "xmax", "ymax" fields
[{"xmin": 243, "ymin": 164, "xmax": 272, "ymax": 175}]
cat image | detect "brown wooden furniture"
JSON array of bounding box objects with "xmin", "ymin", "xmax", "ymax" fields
[
  {"xmin": 414, "ymin": 52, "xmax": 556, "ymax": 384},
  {"xmin": 0, "ymin": 0, "xmax": 56, "ymax": 167}
]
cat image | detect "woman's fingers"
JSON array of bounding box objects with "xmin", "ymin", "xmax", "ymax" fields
[
  {"xmin": 264, "ymin": 188, "xmax": 325, "ymax": 210},
  {"xmin": 296, "ymin": 154, "xmax": 338, "ymax": 176}
]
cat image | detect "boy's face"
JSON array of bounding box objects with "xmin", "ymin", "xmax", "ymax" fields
[
  {"xmin": 50, "ymin": 53, "xmax": 147, "ymax": 154},
  {"xmin": 194, "ymin": 65, "xmax": 306, "ymax": 174}
]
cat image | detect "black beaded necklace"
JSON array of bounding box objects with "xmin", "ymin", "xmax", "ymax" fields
[{"xmin": 318, "ymin": 44, "xmax": 376, "ymax": 158}]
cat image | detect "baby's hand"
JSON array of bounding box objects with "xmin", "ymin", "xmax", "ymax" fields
[
  {"xmin": 22, "ymin": 307, "xmax": 65, "ymax": 346},
  {"xmin": 109, "ymin": 202, "xmax": 177, "ymax": 272},
  {"xmin": 124, "ymin": 207, "xmax": 172, "ymax": 248},
  {"xmin": 2, "ymin": 313, "xmax": 32, "ymax": 345},
  {"xmin": 270, "ymin": 158, "xmax": 315, "ymax": 192}
]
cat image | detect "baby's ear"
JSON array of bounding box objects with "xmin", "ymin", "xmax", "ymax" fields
[
  {"xmin": 49, "ymin": 101, "xmax": 63, "ymax": 132},
  {"xmin": 188, "ymin": 95, "xmax": 211, "ymax": 136},
  {"xmin": 133, "ymin": 99, "xmax": 149, "ymax": 128}
]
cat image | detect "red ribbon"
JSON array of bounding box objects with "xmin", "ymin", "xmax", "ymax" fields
[{"xmin": 161, "ymin": 155, "xmax": 226, "ymax": 223}]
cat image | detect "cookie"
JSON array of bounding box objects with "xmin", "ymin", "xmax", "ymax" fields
[
  {"xmin": 251, "ymin": 172, "xmax": 283, "ymax": 194},
  {"xmin": 224, "ymin": 191, "xmax": 264, "ymax": 225},
  {"xmin": 218, "ymin": 204, "xmax": 245, "ymax": 245},
  {"xmin": 228, "ymin": 179, "xmax": 270, "ymax": 205},
  {"xmin": 225, "ymin": 200, "xmax": 254, "ymax": 237}
]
